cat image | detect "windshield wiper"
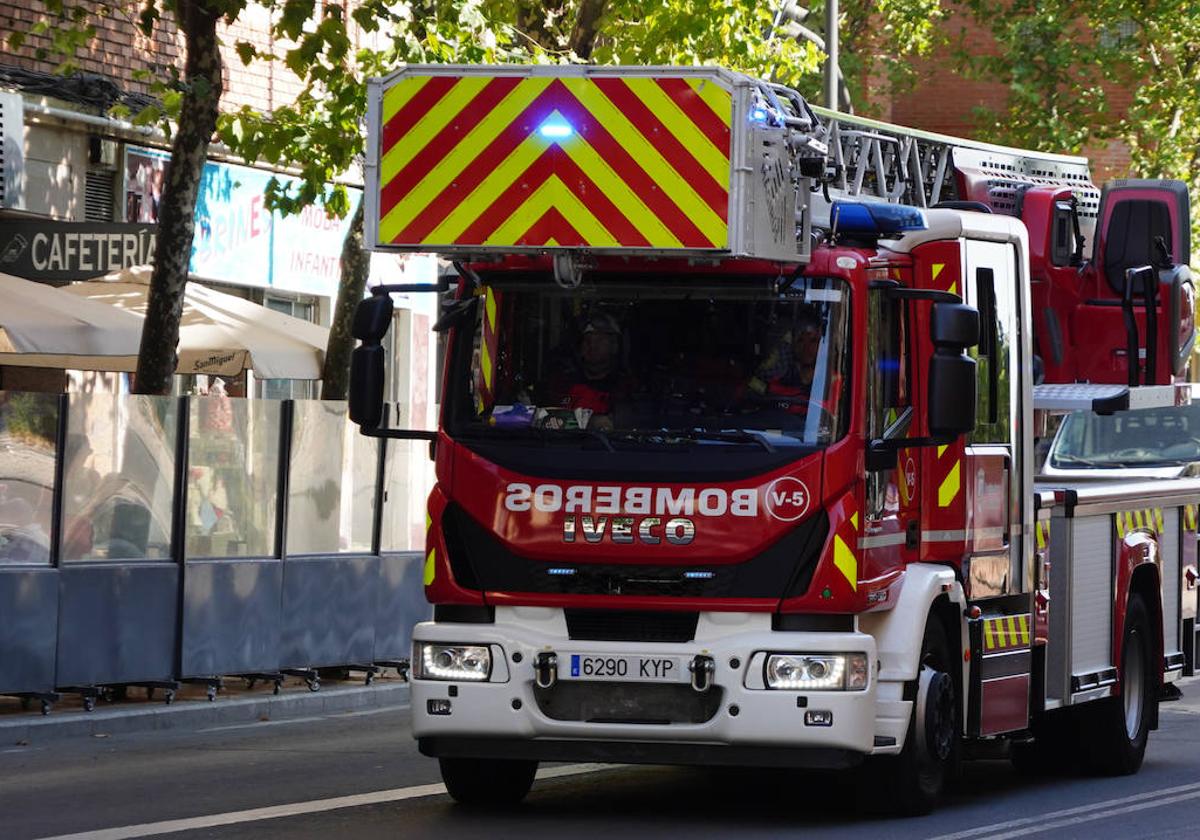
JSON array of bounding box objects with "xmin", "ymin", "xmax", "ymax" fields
[
  {"xmin": 462, "ymin": 424, "xmax": 615, "ymax": 452},
  {"xmin": 1050, "ymin": 454, "xmax": 1109, "ymax": 468},
  {"xmin": 664, "ymin": 429, "xmax": 776, "ymax": 453}
]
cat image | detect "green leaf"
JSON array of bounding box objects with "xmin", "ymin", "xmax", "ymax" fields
[{"xmin": 235, "ymin": 40, "xmax": 257, "ymax": 65}]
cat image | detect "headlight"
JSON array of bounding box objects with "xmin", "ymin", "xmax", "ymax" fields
[
  {"xmin": 415, "ymin": 643, "xmax": 492, "ymax": 681},
  {"xmin": 765, "ymin": 653, "xmax": 869, "ymax": 690}
]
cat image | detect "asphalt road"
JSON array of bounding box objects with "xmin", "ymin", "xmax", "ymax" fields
[{"xmin": 3, "ymin": 686, "xmax": 1200, "ymax": 840}]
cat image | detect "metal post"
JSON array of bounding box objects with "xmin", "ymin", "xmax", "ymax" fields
[
  {"xmin": 50, "ymin": 393, "xmax": 68, "ymax": 568},
  {"xmin": 371, "ymin": 403, "xmax": 389, "ymax": 557},
  {"xmin": 825, "ymin": 0, "xmax": 839, "ymax": 112}
]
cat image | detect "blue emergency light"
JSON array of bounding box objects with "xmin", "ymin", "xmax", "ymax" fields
[
  {"xmin": 831, "ymin": 201, "xmax": 927, "ymax": 237},
  {"xmin": 539, "ymin": 120, "xmax": 574, "ymax": 139}
]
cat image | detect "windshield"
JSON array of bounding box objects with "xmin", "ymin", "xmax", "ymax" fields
[
  {"xmin": 454, "ymin": 275, "xmax": 851, "ymax": 449},
  {"xmin": 1050, "ymin": 404, "xmax": 1200, "ymax": 468}
]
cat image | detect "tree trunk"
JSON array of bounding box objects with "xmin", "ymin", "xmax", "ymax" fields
[
  {"xmin": 569, "ymin": 0, "xmax": 607, "ymax": 59},
  {"xmin": 320, "ymin": 202, "xmax": 369, "ymax": 401},
  {"xmin": 134, "ymin": 0, "xmax": 224, "ymax": 395}
]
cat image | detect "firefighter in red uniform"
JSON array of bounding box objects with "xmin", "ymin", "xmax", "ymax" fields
[
  {"xmin": 538, "ymin": 311, "xmax": 630, "ymax": 431},
  {"xmin": 749, "ymin": 311, "xmax": 831, "ymax": 414}
]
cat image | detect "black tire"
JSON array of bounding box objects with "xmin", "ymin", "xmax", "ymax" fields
[
  {"xmin": 1086, "ymin": 594, "xmax": 1155, "ymax": 775},
  {"xmin": 872, "ymin": 615, "xmax": 959, "ymax": 816},
  {"xmin": 440, "ymin": 757, "xmax": 538, "ymax": 807}
]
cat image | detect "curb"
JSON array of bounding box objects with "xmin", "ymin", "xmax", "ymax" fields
[{"xmin": 1, "ymin": 681, "xmax": 410, "ymax": 746}]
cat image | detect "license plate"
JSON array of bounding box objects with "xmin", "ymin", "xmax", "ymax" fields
[{"xmin": 561, "ymin": 654, "xmax": 686, "ymax": 683}]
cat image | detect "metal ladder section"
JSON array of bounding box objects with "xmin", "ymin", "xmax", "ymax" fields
[{"xmin": 796, "ymin": 100, "xmax": 1101, "ymax": 239}]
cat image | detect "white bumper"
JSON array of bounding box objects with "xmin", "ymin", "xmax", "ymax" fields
[{"xmin": 411, "ymin": 608, "xmax": 907, "ymax": 766}]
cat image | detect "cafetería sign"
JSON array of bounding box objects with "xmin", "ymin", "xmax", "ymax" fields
[{"xmin": 0, "ymin": 220, "xmax": 156, "ymax": 282}]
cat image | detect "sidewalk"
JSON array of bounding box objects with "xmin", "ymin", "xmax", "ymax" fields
[{"xmin": 0, "ymin": 671, "xmax": 410, "ymax": 746}]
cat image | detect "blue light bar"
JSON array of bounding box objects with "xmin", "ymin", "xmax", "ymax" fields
[
  {"xmin": 539, "ymin": 121, "xmax": 574, "ymax": 139},
  {"xmin": 831, "ymin": 201, "xmax": 927, "ymax": 237},
  {"xmin": 546, "ymin": 567, "xmax": 577, "ymax": 576},
  {"xmin": 683, "ymin": 570, "xmax": 715, "ymax": 580}
]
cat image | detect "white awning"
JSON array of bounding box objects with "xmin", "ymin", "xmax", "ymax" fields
[
  {"xmin": 60, "ymin": 266, "xmax": 330, "ymax": 379},
  {"xmin": 0, "ymin": 270, "xmax": 144, "ymax": 370}
]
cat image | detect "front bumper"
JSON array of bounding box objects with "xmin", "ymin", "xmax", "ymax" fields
[{"xmin": 411, "ymin": 608, "xmax": 900, "ymax": 765}]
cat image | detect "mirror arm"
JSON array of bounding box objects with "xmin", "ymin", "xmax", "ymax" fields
[
  {"xmin": 868, "ymin": 279, "xmax": 962, "ymax": 304},
  {"xmin": 371, "ymin": 277, "xmax": 452, "ymax": 296}
]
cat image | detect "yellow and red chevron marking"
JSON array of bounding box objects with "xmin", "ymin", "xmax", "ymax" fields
[
  {"xmin": 376, "ymin": 73, "xmax": 732, "ymax": 250},
  {"xmin": 983, "ymin": 613, "xmax": 1030, "ymax": 652}
]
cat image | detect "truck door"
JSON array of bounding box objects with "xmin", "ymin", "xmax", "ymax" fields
[{"xmin": 963, "ymin": 239, "xmax": 1026, "ymax": 596}]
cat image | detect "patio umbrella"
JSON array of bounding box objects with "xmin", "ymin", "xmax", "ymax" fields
[
  {"xmin": 60, "ymin": 266, "xmax": 329, "ymax": 379},
  {"xmin": 0, "ymin": 271, "xmax": 144, "ymax": 371}
]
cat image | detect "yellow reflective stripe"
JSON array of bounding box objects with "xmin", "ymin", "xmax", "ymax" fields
[
  {"xmin": 932, "ymin": 263, "xmax": 944, "ymax": 283},
  {"xmin": 379, "ymin": 79, "xmax": 554, "ymax": 244},
  {"xmin": 1005, "ymin": 615, "xmax": 1017, "ymax": 646},
  {"xmin": 851, "ymin": 512, "xmax": 859, "ymax": 530},
  {"xmin": 1155, "ymin": 508, "xmax": 1164, "ymax": 532},
  {"xmin": 562, "ymin": 130, "xmax": 681, "ymax": 247},
  {"xmin": 485, "ymin": 288, "xmax": 497, "ymax": 330},
  {"xmin": 938, "ymin": 460, "xmax": 961, "ymax": 507},
  {"xmin": 382, "ymin": 74, "xmax": 434, "ymax": 126},
  {"xmin": 1116, "ymin": 512, "xmax": 1126, "ymax": 538},
  {"xmin": 480, "ymin": 341, "xmax": 493, "ymax": 390},
  {"xmin": 621, "ymin": 77, "xmax": 730, "ymax": 186},
  {"xmin": 486, "ymin": 177, "xmax": 618, "ymax": 247},
  {"xmin": 1035, "ymin": 521, "xmax": 1046, "ymax": 549},
  {"xmin": 380, "ymin": 75, "xmax": 492, "ymax": 188},
  {"xmin": 936, "ymin": 444, "xmax": 948, "ymax": 458},
  {"xmin": 685, "ymin": 77, "xmax": 733, "ymax": 126},
  {"xmin": 1019, "ymin": 614, "xmax": 1030, "ymax": 644},
  {"xmin": 833, "ymin": 534, "xmax": 857, "ymax": 592},
  {"xmin": 423, "ymin": 549, "xmax": 436, "ymax": 586},
  {"xmin": 420, "ymin": 131, "xmax": 551, "ymax": 244},
  {"xmin": 983, "ymin": 620, "xmax": 995, "ymax": 651},
  {"xmin": 561, "ymin": 78, "xmax": 727, "ymax": 247}
]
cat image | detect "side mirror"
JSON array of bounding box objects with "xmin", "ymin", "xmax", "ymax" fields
[
  {"xmin": 353, "ymin": 294, "xmax": 394, "ymax": 342},
  {"xmin": 930, "ymin": 301, "xmax": 979, "ymax": 348},
  {"xmin": 346, "ymin": 285, "xmax": 444, "ymax": 444},
  {"xmin": 349, "ymin": 344, "xmax": 385, "ymax": 427},
  {"xmin": 928, "ymin": 302, "xmax": 979, "ymax": 437}
]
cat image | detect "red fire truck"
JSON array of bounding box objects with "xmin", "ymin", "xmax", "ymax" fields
[{"xmin": 349, "ymin": 65, "xmax": 1199, "ymax": 814}]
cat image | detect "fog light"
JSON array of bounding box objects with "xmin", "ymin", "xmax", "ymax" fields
[
  {"xmin": 804, "ymin": 709, "xmax": 833, "ymax": 726},
  {"xmin": 765, "ymin": 653, "xmax": 868, "ymax": 690},
  {"xmin": 415, "ymin": 643, "xmax": 492, "ymax": 681},
  {"xmin": 427, "ymin": 698, "xmax": 453, "ymax": 715}
]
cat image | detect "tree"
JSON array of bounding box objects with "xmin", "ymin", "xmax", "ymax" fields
[
  {"xmin": 958, "ymin": 0, "xmax": 1200, "ymax": 259},
  {"xmin": 18, "ymin": 0, "xmax": 246, "ymax": 394}
]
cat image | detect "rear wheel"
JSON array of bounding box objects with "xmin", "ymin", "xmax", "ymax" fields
[
  {"xmin": 1086, "ymin": 594, "xmax": 1155, "ymax": 775},
  {"xmin": 874, "ymin": 615, "xmax": 959, "ymax": 816},
  {"xmin": 439, "ymin": 757, "xmax": 538, "ymax": 807}
]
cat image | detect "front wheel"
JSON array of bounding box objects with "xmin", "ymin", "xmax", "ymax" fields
[
  {"xmin": 1086, "ymin": 594, "xmax": 1155, "ymax": 775},
  {"xmin": 440, "ymin": 757, "xmax": 538, "ymax": 807},
  {"xmin": 872, "ymin": 615, "xmax": 959, "ymax": 816}
]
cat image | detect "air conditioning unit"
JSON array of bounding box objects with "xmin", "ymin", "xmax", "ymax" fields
[{"xmin": 0, "ymin": 90, "xmax": 25, "ymax": 210}]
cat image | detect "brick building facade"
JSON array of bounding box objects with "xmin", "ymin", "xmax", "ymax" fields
[{"xmin": 880, "ymin": 7, "xmax": 1134, "ymax": 183}]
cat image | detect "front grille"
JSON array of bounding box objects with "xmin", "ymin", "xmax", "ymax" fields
[
  {"xmin": 441, "ymin": 502, "xmax": 829, "ymax": 599},
  {"xmin": 535, "ymin": 680, "xmax": 722, "ymax": 724},
  {"xmin": 565, "ymin": 609, "xmax": 698, "ymax": 643}
]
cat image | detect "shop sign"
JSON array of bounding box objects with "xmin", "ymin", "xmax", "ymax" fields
[
  {"xmin": 0, "ymin": 220, "xmax": 157, "ymax": 281},
  {"xmin": 126, "ymin": 146, "xmax": 362, "ymax": 297}
]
